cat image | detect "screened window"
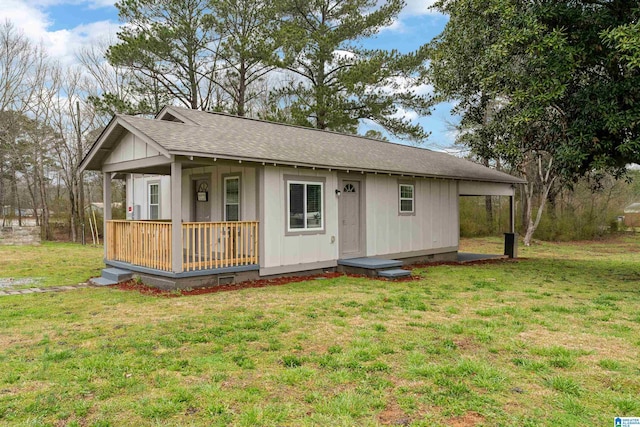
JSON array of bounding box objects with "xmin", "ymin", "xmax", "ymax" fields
[
  {"xmin": 399, "ymin": 184, "xmax": 414, "ymax": 214},
  {"xmin": 224, "ymin": 176, "xmax": 240, "ymax": 221},
  {"xmin": 148, "ymin": 183, "xmax": 159, "ymax": 219},
  {"xmin": 288, "ymin": 181, "xmax": 323, "ymax": 231}
]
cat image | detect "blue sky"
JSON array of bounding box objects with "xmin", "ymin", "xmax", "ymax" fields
[{"xmin": 2, "ymin": 0, "xmax": 458, "ymax": 150}]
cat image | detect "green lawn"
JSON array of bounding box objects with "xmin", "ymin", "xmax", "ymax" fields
[
  {"xmin": 0, "ymin": 242, "xmax": 103, "ymax": 288},
  {"xmin": 0, "ymin": 237, "xmax": 639, "ymax": 426}
]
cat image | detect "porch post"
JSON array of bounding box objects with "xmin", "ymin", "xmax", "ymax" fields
[
  {"xmin": 103, "ymin": 172, "xmax": 112, "ymax": 260},
  {"xmin": 509, "ymin": 194, "xmax": 515, "ymax": 234},
  {"xmin": 171, "ymin": 161, "xmax": 183, "ymax": 273}
]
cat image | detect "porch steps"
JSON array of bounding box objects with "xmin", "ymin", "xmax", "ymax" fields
[
  {"xmin": 90, "ymin": 277, "xmax": 118, "ymax": 286},
  {"xmin": 377, "ymin": 269, "xmax": 412, "ymax": 279},
  {"xmin": 102, "ymin": 268, "xmax": 134, "ymax": 283},
  {"xmin": 338, "ymin": 258, "xmax": 402, "ymax": 269},
  {"xmin": 337, "ymin": 257, "xmax": 411, "ymax": 280},
  {"xmin": 90, "ymin": 268, "xmax": 133, "ymax": 286}
]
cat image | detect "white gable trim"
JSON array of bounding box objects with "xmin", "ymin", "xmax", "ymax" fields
[
  {"xmin": 80, "ymin": 116, "xmax": 119, "ymax": 173},
  {"xmin": 156, "ymin": 106, "xmax": 199, "ymax": 124},
  {"xmin": 117, "ymin": 118, "xmax": 171, "ymax": 159},
  {"xmin": 80, "ymin": 116, "xmax": 171, "ymax": 173}
]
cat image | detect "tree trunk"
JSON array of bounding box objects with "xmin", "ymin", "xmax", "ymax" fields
[
  {"xmin": 0, "ymin": 161, "xmax": 6, "ymax": 226},
  {"xmin": 36, "ymin": 154, "xmax": 50, "ymax": 240},
  {"xmin": 482, "ymin": 158, "xmax": 493, "ymax": 231},
  {"xmin": 485, "ymin": 196, "xmax": 493, "ymax": 232},
  {"xmin": 522, "ymin": 154, "xmax": 556, "ymax": 246},
  {"xmin": 237, "ymin": 60, "xmax": 247, "ymax": 117},
  {"xmin": 25, "ymin": 176, "xmax": 38, "ymax": 226},
  {"xmin": 12, "ymin": 171, "xmax": 22, "ymax": 226},
  {"xmin": 69, "ymin": 179, "xmax": 77, "ymax": 242}
]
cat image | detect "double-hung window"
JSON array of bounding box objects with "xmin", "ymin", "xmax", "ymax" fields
[
  {"xmin": 224, "ymin": 176, "xmax": 240, "ymax": 221},
  {"xmin": 287, "ymin": 180, "xmax": 323, "ymax": 232},
  {"xmin": 399, "ymin": 183, "xmax": 414, "ymax": 214},
  {"xmin": 148, "ymin": 183, "xmax": 160, "ymax": 219}
]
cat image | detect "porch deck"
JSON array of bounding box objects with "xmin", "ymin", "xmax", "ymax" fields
[{"xmin": 106, "ymin": 220, "xmax": 259, "ymax": 273}]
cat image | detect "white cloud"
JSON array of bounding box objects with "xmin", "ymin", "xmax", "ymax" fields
[
  {"xmin": 380, "ymin": 0, "xmax": 443, "ymax": 33},
  {"xmin": 391, "ymin": 106, "xmax": 418, "ymax": 122},
  {"xmin": 403, "ymin": 0, "xmax": 439, "ymax": 16},
  {"xmin": 85, "ymin": 0, "xmax": 116, "ymax": 8},
  {"xmin": 47, "ymin": 21, "xmax": 119, "ymax": 66},
  {"xmin": 381, "ymin": 18, "xmax": 406, "ymax": 33},
  {"xmin": 0, "ymin": 0, "xmax": 119, "ymax": 67},
  {"xmin": 0, "ymin": 1, "xmax": 52, "ymax": 40}
]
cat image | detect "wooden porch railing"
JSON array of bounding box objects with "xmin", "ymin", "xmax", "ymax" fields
[
  {"xmin": 182, "ymin": 221, "xmax": 259, "ymax": 272},
  {"xmin": 105, "ymin": 220, "xmax": 259, "ymax": 273},
  {"xmin": 106, "ymin": 220, "xmax": 172, "ymax": 271}
]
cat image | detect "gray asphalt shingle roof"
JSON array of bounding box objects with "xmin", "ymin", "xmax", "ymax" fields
[{"xmin": 85, "ymin": 106, "xmax": 524, "ymax": 184}]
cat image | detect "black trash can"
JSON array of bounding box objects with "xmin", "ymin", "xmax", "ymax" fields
[{"xmin": 504, "ymin": 233, "xmax": 518, "ymax": 258}]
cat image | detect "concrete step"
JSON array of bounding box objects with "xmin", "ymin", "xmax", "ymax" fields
[
  {"xmin": 90, "ymin": 277, "xmax": 117, "ymax": 286},
  {"xmin": 102, "ymin": 268, "xmax": 133, "ymax": 283},
  {"xmin": 377, "ymin": 269, "xmax": 411, "ymax": 279},
  {"xmin": 338, "ymin": 258, "xmax": 403, "ymax": 270}
]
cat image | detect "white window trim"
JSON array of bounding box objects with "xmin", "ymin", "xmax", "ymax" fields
[
  {"xmin": 287, "ymin": 180, "xmax": 325, "ymax": 233},
  {"xmin": 399, "ymin": 183, "xmax": 415, "ymax": 214},
  {"xmin": 148, "ymin": 182, "xmax": 160, "ymax": 220},
  {"xmin": 223, "ymin": 176, "xmax": 241, "ymax": 221}
]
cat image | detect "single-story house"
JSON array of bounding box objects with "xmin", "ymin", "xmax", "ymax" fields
[
  {"xmin": 623, "ymin": 202, "xmax": 640, "ymax": 227},
  {"xmin": 80, "ymin": 106, "xmax": 524, "ymax": 288}
]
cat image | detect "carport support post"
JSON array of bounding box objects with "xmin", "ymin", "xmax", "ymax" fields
[
  {"xmin": 509, "ymin": 195, "xmax": 515, "ymax": 234},
  {"xmin": 504, "ymin": 194, "xmax": 518, "ymax": 258},
  {"xmin": 171, "ymin": 161, "xmax": 183, "ymax": 273},
  {"xmin": 103, "ymin": 172, "xmax": 112, "ymax": 260}
]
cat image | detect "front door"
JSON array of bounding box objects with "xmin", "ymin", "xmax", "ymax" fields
[
  {"xmin": 194, "ymin": 179, "xmax": 211, "ymax": 222},
  {"xmin": 339, "ymin": 180, "xmax": 362, "ymax": 258},
  {"xmin": 194, "ymin": 179, "xmax": 211, "ymax": 258}
]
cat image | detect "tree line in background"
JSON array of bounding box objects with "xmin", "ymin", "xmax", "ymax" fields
[
  {"xmin": 1, "ymin": 0, "xmax": 639, "ymax": 244},
  {"xmin": 0, "ymin": 21, "xmax": 106, "ymax": 241},
  {"xmin": 460, "ymin": 169, "xmax": 640, "ymax": 241},
  {"xmin": 429, "ymin": 0, "xmax": 640, "ymax": 244}
]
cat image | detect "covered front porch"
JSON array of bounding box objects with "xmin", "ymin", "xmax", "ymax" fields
[
  {"xmin": 105, "ymin": 220, "xmax": 259, "ymax": 274},
  {"xmin": 93, "ymin": 129, "xmax": 261, "ymax": 280}
]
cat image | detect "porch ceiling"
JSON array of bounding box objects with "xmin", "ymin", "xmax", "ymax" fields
[{"xmin": 111, "ymin": 165, "xmax": 171, "ymax": 175}]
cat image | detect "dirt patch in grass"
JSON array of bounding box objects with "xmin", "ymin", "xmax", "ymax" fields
[
  {"xmin": 447, "ymin": 411, "xmax": 485, "ymax": 427},
  {"xmin": 454, "ymin": 336, "xmax": 480, "ymax": 351},
  {"xmin": 378, "ymin": 401, "xmax": 410, "ymax": 425},
  {"xmin": 518, "ymin": 328, "xmax": 633, "ymax": 358}
]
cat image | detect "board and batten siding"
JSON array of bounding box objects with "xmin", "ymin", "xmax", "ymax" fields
[
  {"xmin": 261, "ymin": 166, "xmax": 339, "ymax": 274},
  {"xmin": 126, "ymin": 164, "xmax": 257, "ymax": 223},
  {"xmin": 104, "ymin": 132, "xmax": 161, "ymax": 164},
  {"xmin": 180, "ymin": 164, "xmax": 257, "ymax": 222},
  {"xmin": 365, "ymin": 175, "xmax": 459, "ymax": 257},
  {"xmin": 126, "ymin": 174, "xmax": 171, "ymax": 220}
]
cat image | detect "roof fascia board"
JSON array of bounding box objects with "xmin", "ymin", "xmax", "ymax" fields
[
  {"xmin": 169, "ymin": 151, "xmax": 524, "ymax": 184},
  {"xmin": 102, "ymin": 155, "xmax": 172, "ymax": 173}
]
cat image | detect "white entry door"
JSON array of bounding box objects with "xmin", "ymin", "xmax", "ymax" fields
[{"xmin": 339, "ymin": 180, "xmax": 362, "ymax": 257}]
